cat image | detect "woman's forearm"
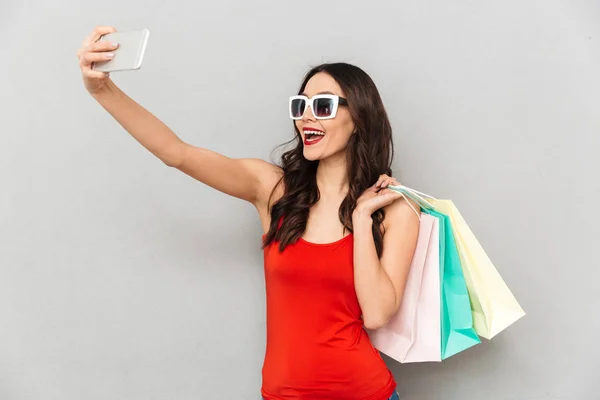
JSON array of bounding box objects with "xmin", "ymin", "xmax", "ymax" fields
[
  {"xmin": 352, "ymin": 212, "xmax": 397, "ymax": 330},
  {"xmin": 91, "ymin": 79, "xmax": 185, "ymax": 166}
]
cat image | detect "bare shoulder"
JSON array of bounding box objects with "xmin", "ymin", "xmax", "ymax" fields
[
  {"xmin": 382, "ymin": 195, "xmax": 421, "ymax": 232},
  {"xmin": 174, "ymin": 144, "xmax": 283, "ymax": 205},
  {"xmin": 238, "ymin": 158, "xmax": 283, "ymax": 182},
  {"xmin": 243, "ymin": 159, "xmax": 284, "ymax": 233},
  {"xmin": 240, "ymin": 158, "xmax": 284, "ymax": 206}
]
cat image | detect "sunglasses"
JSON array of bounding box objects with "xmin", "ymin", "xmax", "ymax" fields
[{"xmin": 289, "ymin": 94, "xmax": 348, "ymax": 120}]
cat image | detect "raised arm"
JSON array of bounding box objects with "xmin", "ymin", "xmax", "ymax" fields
[{"xmin": 78, "ymin": 26, "xmax": 282, "ymax": 207}]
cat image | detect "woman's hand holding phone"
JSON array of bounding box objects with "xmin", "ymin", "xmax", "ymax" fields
[{"xmin": 76, "ymin": 26, "xmax": 120, "ymax": 94}]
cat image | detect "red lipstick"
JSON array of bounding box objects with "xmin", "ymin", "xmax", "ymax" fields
[{"xmin": 303, "ymin": 128, "xmax": 325, "ymax": 146}]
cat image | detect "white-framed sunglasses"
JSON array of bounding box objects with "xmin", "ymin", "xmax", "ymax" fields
[{"xmin": 289, "ymin": 94, "xmax": 349, "ymax": 120}]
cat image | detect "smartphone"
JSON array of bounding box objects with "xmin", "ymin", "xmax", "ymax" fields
[{"xmin": 92, "ymin": 29, "xmax": 150, "ymax": 73}]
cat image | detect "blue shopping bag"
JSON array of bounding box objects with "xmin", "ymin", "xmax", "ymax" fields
[{"xmin": 423, "ymin": 208, "xmax": 480, "ymax": 358}]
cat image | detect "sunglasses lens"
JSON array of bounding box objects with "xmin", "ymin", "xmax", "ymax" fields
[
  {"xmin": 290, "ymin": 98, "xmax": 306, "ymax": 118},
  {"xmin": 314, "ymin": 98, "xmax": 335, "ymax": 118}
]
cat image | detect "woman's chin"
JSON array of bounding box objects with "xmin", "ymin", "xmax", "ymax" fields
[{"xmin": 303, "ymin": 149, "xmax": 322, "ymax": 161}]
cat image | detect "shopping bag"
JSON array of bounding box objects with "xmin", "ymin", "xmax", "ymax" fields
[
  {"xmin": 389, "ymin": 185, "xmax": 526, "ymax": 339},
  {"xmin": 430, "ymin": 199, "xmax": 526, "ymax": 339},
  {"xmin": 423, "ymin": 208, "xmax": 480, "ymax": 359},
  {"xmin": 368, "ymin": 212, "xmax": 442, "ymax": 363}
]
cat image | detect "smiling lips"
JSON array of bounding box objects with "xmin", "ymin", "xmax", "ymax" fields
[{"xmin": 303, "ymin": 128, "xmax": 325, "ymax": 146}]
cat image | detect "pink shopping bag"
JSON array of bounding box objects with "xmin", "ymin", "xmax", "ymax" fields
[{"xmin": 368, "ymin": 213, "xmax": 442, "ymax": 363}]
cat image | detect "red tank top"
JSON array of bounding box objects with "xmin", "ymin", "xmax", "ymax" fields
[{"xmin": 261, "ymin": 232, "xmax": 397, "ymax": 400}]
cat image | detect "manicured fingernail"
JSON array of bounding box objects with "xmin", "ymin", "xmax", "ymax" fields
[
  {"xmin": 106, "ymin": 53, "xmax": 114, "ymax": 58},
  {"xmin": 111, "ymin": 42, "xmax": 119, "ymax": 47}
]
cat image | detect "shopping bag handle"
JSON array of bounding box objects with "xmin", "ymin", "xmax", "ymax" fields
[
  {"xmin": 388, "ymin": 185, "xmax": 436, "ymax": 210},
  {"xmin": 396, "ymin": 191, "xmax": 421, "ymax": 220}
]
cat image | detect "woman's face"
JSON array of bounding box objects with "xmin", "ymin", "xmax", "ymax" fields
[{"xmin": 294, "ymin": 72, "xmax": 356, "ymax": 162}]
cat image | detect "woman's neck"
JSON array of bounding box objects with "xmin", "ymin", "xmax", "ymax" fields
[{"xmin": 316, "ymin": 153, "xmax": 349, "ymax": 196}]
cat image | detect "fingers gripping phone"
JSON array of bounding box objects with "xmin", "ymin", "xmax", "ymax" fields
[{"xmin": 92, "ymin": 29, "xmax": 150, "ymax": 73}]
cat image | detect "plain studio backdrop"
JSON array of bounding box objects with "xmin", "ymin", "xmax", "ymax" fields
[{"xmin": 1, "ymin": 0, "xmax": 598, "ymax": 399}]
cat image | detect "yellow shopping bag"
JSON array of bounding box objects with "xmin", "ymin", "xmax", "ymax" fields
[{"xmin": 430, "ymin": 199, "xmax": 525, "ymax": 339}]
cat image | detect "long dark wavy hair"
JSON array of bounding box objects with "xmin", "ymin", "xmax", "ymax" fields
[{"xmin": 262, "ymin": 63, "xmax": 395, "ymax": 257}]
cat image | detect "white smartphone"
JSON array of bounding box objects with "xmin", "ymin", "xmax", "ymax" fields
[{"xmin": 92, "ymin": 29, "xmax": 150, "ymax": 73}]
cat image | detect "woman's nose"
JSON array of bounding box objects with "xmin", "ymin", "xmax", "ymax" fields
[{"xmin": 301, "ymin": 103, "xmax": 316, "ymax": 121}]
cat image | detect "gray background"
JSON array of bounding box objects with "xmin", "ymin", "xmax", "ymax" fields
[{"xmin": 1, "ymin": 0, "xmax": 598, "ymax": 399}]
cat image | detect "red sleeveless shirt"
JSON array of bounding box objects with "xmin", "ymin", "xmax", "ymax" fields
[{"xmin": 261, "ymin": 233, "xmax": 397, "ymax": 400}]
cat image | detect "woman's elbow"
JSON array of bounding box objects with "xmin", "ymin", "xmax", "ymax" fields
[{"xmin": 362, "ymin": 313, "xmax": 391, "ymax": 330}]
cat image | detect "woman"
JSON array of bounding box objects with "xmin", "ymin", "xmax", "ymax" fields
[{"xmin": 77, "ymin": 26, "xmax": 420, "ymax": 400}]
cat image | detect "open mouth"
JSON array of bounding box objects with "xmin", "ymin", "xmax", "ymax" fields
[{"xmin": 304, "ymin": 129, "xmax": 325, "ymax": 145}]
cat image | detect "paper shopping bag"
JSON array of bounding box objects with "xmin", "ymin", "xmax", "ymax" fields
[
  {"xmin": 423, "ymin": 208, "xmax": 480, "ymax": 358},
  {"xmin": 430, "ymin": 200, "xmax": 526, "ymax": 339},
  {"xmin": 368, "ymin": 213, "xmax": 442, "ymax": 363}
]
